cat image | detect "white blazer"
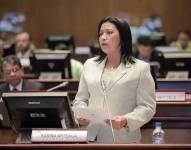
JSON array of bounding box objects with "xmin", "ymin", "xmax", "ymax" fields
[{"xmin": 73, "ymin": 57, "xmax": 156, "ymax": 143}]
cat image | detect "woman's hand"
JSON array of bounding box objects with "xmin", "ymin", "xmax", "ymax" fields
[
  {"xmin": 105, "ymin": 116, "xmax": 127, "ymax": 129},
  {"xmin": 76, "ymin": 116, "xmax": 90, "ymax": 126}
]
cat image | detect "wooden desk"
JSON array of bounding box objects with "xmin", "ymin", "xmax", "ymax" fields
[
  {"xmin": 28, "ymin": 79, "xmax": 79, "ymax": 100},
  {"xmin": 0, "ymin": 95, "xmax": 191, "ymax": 149},
  {"xmin": 0, "ymin": 129, "xmax": 191, "ymax": 150},
  {"xmin": 157, "ymin": 79, "xmax": 191, "ymax": 92},
  {"xmin": 28, "ymin": 79, "xmax": 79, "ymax": 91},
  {"xmin": 144, "ymin": 102, "xmax": 191, "ymax": 129},
  {"xmin": 0, "ymin": 79, "xmax": 79, "ymax": 100},
  {"xmin": 1, "ymin": 102, "xmax": 191, "ymax": 145},
  {"xmin": 0, "ymin": 79, "xmax": 79, "ymax": 90}
]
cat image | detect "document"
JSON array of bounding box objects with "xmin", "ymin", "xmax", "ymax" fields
[
  {"xmin": 72, "ymin": 107, "xmax": 113, "ymax": 124},
  {"xmin": 166, "ymin": 71, "xmax": 189, "ymax": 80},
  {"xmin": 39, "ymin": 72, "xmax": 62, "ymax": 80}
]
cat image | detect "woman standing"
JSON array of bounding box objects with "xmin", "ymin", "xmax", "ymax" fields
[{"xmin": 73, "ymin": 16, "xmax": 156, "ymax": 143}]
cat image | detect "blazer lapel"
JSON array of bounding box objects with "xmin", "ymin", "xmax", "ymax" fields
[
  {"xmin": 96, "ymin": 57, "xmax": 133, "ymax": 92},
  {"xmin": 106, "ymin": 62, "xmax": 132, "ymax": 92},
  {"xmin": 22, "ymin": 80, "xmax": 26, "ymax": 91},
  {"xmin": 96, "ymin": 58, "xmax": 107, "ymax": 92}
]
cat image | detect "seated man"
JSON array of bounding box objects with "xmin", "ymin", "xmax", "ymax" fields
[
  {"xmin": 15, "ymin": 32, "xmax": 35, "ymax": 59},
  {"xmin": 15, "ymin": 32, "xmax": 36, "ymax": 73},
  {"xmin": 0, "ymin": 38, "xmax": 4, "ymax": 78},
  {"xmin": 133, "ymin": 35, "xmax": 165, "ymax": 77},
  {"xmin": 170, "ymin": 30, "xmax": 191, "ymax": 51},
  {"xmin": 0, "ymin": 38, "xmax": 4, "ymax": 58},
  {"xmin": 0, "ymin": 55, "xmax": 44, "ymax": 127},
  {"xmin": 0, "ymin": 55, "xmax": 44, "ymax": 93}
]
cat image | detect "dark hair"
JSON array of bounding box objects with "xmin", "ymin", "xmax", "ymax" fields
[
  {"xmin": 2, "ymin": 55, "xmax": 22, "ymax": 70},
  {"xmin": 178, "ymin": 30, "xmax": 191, "ymax": 39},
  {"xmin": 137, "ymin": 36, "xmax": 153, "ymax": 46},
  {"xmin": 17, "ymin": 32, "xmax": 32, "ymax": 41},
  {"xmin": 96, "ymin": 16, "xmax": 134, "ymax": 64}
]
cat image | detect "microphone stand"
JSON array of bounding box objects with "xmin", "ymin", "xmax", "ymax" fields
[
  {"xmin": 46, "ymin": 82, "xmax": 68, "ymax": 92},
  {"xmin": 101, "ymin": 81, "xmax": 116, "ymax": 143}
]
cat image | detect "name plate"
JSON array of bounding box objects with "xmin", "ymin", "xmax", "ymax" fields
[
  {"xmin": 31, "ymin": 129, "xmax": 87, "ymax": 143},
  {"xmin": 156, "ymin": 90, "xmax": 186, "ymax": 101},
  {"xmin": 20, "ymin": 58, "xmax": 30, "ymax": 67},
  {"xmin": 39, "ymin": 72, "xmax": 62, "ymax": 80}
]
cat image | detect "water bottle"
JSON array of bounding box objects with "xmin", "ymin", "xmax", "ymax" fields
[{"xmin": 152, "ymin": 122, "xmax": 165, "ymax": 144}]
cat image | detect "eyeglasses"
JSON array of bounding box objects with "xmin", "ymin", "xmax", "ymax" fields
[{"xmin": 3, "ymin": 67, "xmax": 21, "ymax": 75}]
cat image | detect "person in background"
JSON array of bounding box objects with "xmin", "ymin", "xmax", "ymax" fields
[
  {"xmin": 0, "ymin": 38, "xmax": 4, "ymax": 58},
  {"xmin": 142, "ymin": 14, "xmax": 163, "ymax": 32},
  {"xmin": 0, "ymin": 55, "xmax": 44, "ymax": 128},
  {"xmin": 15, "ymin": 32, "xmax": 36, "ymax": 73},
  {"xmin": 170, "ymin": 30, "xmax": 191, "ymax": 51},
  {"xmin": 15, "ymin": 32, "xmax": 35, "ymax": 58},
  {"xmin": 73, "ymin": 16, "xmax": 156, "ymax": 143},
  {"xmin": 0, "ymin": 55, "xmax": 44, "ymax": 93},
  {"xmin": 0, "ymin": 38, "xmax": 4, "ymax": 78},
  {"xmin": 70, "ymin": 59, "xmax": 83, "ymax": 80},
  {"xmin": 133, "ymin": 35, "xmax": 165, "ymax": 77},
  {"xmin": 55, "ymin": 43, "xmax": 83, "ymax": 80}
]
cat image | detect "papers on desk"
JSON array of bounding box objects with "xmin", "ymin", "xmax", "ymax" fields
[
  {"xmin": 166, "ymin": 71, "xmax": 189, "ymax": 80},
  {"xmin": 75, "ymin": 47, "xmax": 90, "ymax": 54},
  {"xmin": 155, "ymin": 46, "xmax": 180, "ymax": 52},
  {"xmin": 72, "ymin": 107, "xmax": 113, "ymax": 124},
  {"xmin": 39, "ymin": 72, "xmax": 62, "ymax": 80}
]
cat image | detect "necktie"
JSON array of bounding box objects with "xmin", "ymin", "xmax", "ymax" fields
[{"xmin": 12, "ymin": 88, "xmax": 18, "ymax": 92}]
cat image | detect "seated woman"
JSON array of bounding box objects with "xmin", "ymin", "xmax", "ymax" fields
[{"xmin": 170, "ymin": 30, "xmax": 191, "ymax": 51}]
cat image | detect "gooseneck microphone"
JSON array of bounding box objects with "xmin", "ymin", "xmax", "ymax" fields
[
  {"xmin": 101, "ymin": 80, "xmax": 116, "ymax": 143},
  {"xmin": 46, "ymin": 82, "xmax": 68, "ymax": 92}
]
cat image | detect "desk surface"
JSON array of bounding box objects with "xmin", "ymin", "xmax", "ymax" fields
[
  {"xmin": 0, "ymin": 79, "xmax": 191, "ymax": 149},
  {"xmin": 1, "ymin": 78, "xmax": 191, "ymax": 91},
  {"xmin": 1, "ymin": 102, "xmax": 191, "ymax": 149},
  {"xmin": 0, "ymin": 129, "xmax": 191, "ymax": 150}
]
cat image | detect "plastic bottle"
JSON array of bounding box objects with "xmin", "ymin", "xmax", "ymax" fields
[{"xmin": 152, "ymin": 122, "xmax": 165, "ymax": 144}]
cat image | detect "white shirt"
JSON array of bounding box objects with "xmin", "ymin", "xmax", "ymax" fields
[
  {"xmin": 16, "ymin": 49, "xmax": 32, "ymax": 58},
  {"xmin": 9, "ymin": 80, "xmax": 23, "ymax": 91}
]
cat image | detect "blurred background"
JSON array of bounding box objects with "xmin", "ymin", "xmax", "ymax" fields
[
  {"xmin": 0, "ymin": 0, "xmax": 190, "ymax": 47},
  {"xmin": 0, "ymin": 0, "xmax": 191, "ymax": 82}
]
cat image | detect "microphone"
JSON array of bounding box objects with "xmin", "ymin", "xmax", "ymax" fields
[
  {"xmin": 46, "ymin": 82, "xmax": 68, "ymax": 92},
  {"xmin": 101, "ymin": 80, "xmax": 116, "ymax": 143}
]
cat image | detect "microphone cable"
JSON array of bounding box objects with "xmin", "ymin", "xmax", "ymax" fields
[{"xmin": 101, "ymin": 80, "xmax": 116, "ymax": 143}]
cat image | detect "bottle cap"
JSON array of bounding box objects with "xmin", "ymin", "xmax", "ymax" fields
[{"xmin": 155, "ymin": 122, "xmax": 162, "ymax": 127}]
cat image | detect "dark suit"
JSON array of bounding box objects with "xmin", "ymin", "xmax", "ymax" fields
[
  {"xmin": 0, "ymin": 79, "xmax": 44, "ymax": 93},
  {"xmin": 0, "ymin": 58, "xmax": 2, "ymax": 79},
  {"xmin": 3, "ymin": 43, "xmax": 16, "ymax": 57},
  {"xmin": 133, "ymin": 48, "xmax": 165, "ymax": 76},
  {"xmin": 0, "ymin": 79, "xmax": 44, "ymax": 127}
]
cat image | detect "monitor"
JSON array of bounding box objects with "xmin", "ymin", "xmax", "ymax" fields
[
  {"xmin": 150, "ymin": 32, "xmax": 166, "ymax": 46},
  {"xmin": 45, "ymin": 35, "xmax": 75, "ymax": 51},
  {"xmin": 89, "ymin": 43, "xmax": 100, "ymax": 57},
  {"xmin": 30, "ymin": 49, "xmax": 72, "ymax": 79},
  {"xmin": 2, "ymin": 92, "xmax": 77, "ymax": 143},
  {"xmin": 163, "ymin": 51, "xmax": 191, "ymax": 77}
]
